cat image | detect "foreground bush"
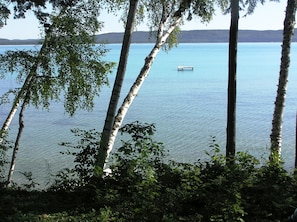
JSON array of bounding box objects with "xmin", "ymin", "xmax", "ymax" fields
[{"xmin": 1, "ymin": 122, "xmax": 297, "ymax": 221}]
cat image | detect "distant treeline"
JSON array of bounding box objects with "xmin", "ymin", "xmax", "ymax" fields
[{"xmin": 1, "ymin": 29, "xmax": 296, "ymax": 45}]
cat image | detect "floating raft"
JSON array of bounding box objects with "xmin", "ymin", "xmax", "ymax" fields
[{"xmin": 177, "ymin": 66, "xmax": 194, "ymax": 71}]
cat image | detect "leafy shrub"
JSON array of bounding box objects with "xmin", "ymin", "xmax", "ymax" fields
[
  {"xmin": 49, "ymin": 128, "xmax": 99, "ymax": 191},
  {"xmin": 41, "ymin": 122, "xmax": 297, "ymax": 221},
  {"xmin": 243, "ymin": 160, "xmax": 295, "ymax": 221},
  {"xmin": 97, "ymin": 121, "xmax": 170, "ymax": 221},
  {"xmin": 177, "ymin": 147, "xmax": 258, "ymax": 221}
]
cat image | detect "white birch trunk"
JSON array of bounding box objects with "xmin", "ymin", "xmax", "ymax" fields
[
  {"xmin": 104, "ymin": 16, "xmax": 182, "ymax": 163},
  {"xmin": 0, "ymin": 76, "xmax": 32, "ymax": 144},
  {"xmin": 1, "ymin": 40, "xmax": 46, "ymax": 143},
  {"xmin": 270, "ymin": 0, "xmax": 296, "ymax": 161},
  {"xmin": 1, "ymin": 101, "xmax": 19, "ymax": 135},
  {"xmin": 6, "ymin": 94, "xmax": 27, "ymax": 186},
  {"xmin": 2, "ymin": 41, "xmax": 45, "ymax": 183},
  {"xmin": 95, "ymin": 0, "xmax": 139, "ymax": 170},
  {"xmin": 5, "ymin": 69, "xmax": 39, "ymax": 185}
]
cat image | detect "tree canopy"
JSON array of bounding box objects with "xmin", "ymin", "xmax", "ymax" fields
[{"xmin": 0, "ymin": 0, "xmax": 115, "ymax": 115}]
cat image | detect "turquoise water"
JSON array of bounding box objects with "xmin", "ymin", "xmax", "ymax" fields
[{"xmin": 1, "ymin": 43, "xmax": 297, "ymax": 185}]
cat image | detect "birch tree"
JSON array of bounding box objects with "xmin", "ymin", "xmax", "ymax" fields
[
  {"xmin": 96, "ymin": 0, "xmax": 140, "ymax": 173},
  {"xmin": 270, "ymin": 0, "xmax": 297, "ymax": 162},
  {"xmin": 6, "ymin": 86, "xmax": 29, "ymax": 185},
  {"xmin": 0, "ymin": 1, "xmax": 49, "ymax": 140},
  {"xmin": 1, "ymin": 0, "xmax": 114, "ymax": 185},
  {"xmin": 95, "ymin": 0, "xmax": 216, "ymax": 171}
]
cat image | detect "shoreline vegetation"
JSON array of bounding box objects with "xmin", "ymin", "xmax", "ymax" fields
[
  {"xmin": 1, "ymin": 124, "xmax": 297, "ymax": 221},
  {"xmin": 2, "ymin": 0, "xmax": 297, "ymax": 220},
  {"xmin": 1, "ymin": 29, "xmax": 296, "ymax": 45}
]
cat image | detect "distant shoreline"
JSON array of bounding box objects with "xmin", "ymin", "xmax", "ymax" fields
[{"xmin": 0, "ymin": 29, "xmax": 295, "ymax": 45}]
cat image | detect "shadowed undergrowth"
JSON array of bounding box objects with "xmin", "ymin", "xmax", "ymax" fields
[{"xmin": 1, "ymin": 122, "xmax": 297, "ymax": 222}]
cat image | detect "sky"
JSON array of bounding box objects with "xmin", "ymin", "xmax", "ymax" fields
[{"xmin": 0, "ymin": 1, "xmax": 288, "ymax": 40}]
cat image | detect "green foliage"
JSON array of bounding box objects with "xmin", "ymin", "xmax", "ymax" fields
[
  {"xmin": 1, "ymin": 208, "xmax": 121, "ymax": 222},
  {"xmin": 0, "ymin": 2, "xmax": 10, "ymax": 27},
  {"xmin": 0, "ymin": 89, "xmax": 18, "ymax": 105},
  {"xmin": 0, "ymin": 0, "xmax": 48, "ymax": 22},
  {"xmin": 190, "ymin": 0, "xmax": 216, "ymax": 22},
  {"xmin": 19, "ymin": 172, "xmax": 40, "ymax": 191},
  {"xmin": 50, "ymin": 129, "xmax": 100, "ymax": 191},
  {"xmin": 185, "ymin": 149, "xmax": 259, "ymax": 221},
  {"xmin": 0, "ymin": 0, "xmax": 115, "ymax": 115},
  {"xmin": 239, "ymin": 0, "xmax": 266, "ymax": 16},
  {"xmin": 222, "ymin": 0, "xmax": 276, "ymax": 16},
  {"xmin": 96, "ymin": 121, "xmax": 175, "ymax": 221},
  {"xmin": 0, "ymin": 50, "xmax": 38, "ymax": 81},
  {"xmin": 163, "ymin": 26, "xmax": 181, "ymax": 51},
  {"xmin": 145, "ymin": 0, "xmax": 215, "ymax": 50},
  {"xmin": 244, "ymin": 161, "xmax": 295, "ymax": 221},
  {"xmin": 2, "ymin": 123, "xmax": 297, "ymax": 221},
  {"xmin": 104, "ymin": 0, "xmax": 216, "ymax": 51}
]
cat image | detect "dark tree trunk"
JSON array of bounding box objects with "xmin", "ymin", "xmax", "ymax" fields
[
  {"xmin": 226, "ymin": 0, "xmax": 239, "ymax": 161},
  {"xmin": 95, "ymin": 0, "xmax": 139, "ymax": 171},
  {"xmin": 6, "ymin": 92, "xmax": 29, "ymax": 186},
  {"xmin": 295, "ymin": 111, "xmax": 297, "ymax": 169}
]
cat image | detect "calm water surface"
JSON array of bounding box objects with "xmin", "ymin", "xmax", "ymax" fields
[{"xmin": 1, "ymin": 43, "xmax": 297, "ymax": 186}]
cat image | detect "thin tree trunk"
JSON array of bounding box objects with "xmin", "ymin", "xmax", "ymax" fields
[
  {"xmin": 226, "ymin": 0, "xmax": 239, "ymax": 161},
  {"xmin": 6, "ymin": 92, "xmax": 29, "ymax": 186},
  {"xmin": 270, "ymin": 0, "xmax": 296, "ymax": 162},
  {"xmin": 0, "ymin": 74, "xmax": 33, "ymax": 142},
  {"xmin": 0, "ymin": 102, "xmax": 19, "ymax": 140},
  {"xmin": 1, "ymin": 40, "xmax": 48, "ymax": 143},
  {"xmin": 106, "ymin": 17, "xmax": 182, "ymax": 160},
  {"xmin": 295, "ymin": 111, "xmax": 297, "ymax": 169},
  {"xmin": 95, "ymin": 0, "xmax": 139, "ymax": 170},
  {"xmin": 3, "ymin": 40, "xmax": 46, "ymax": 185}
]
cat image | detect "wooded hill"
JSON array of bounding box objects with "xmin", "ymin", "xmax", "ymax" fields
[
  {"xmin": 0, "ymin": 29, "xmax": 296, "ymax": 45},
  {"xmin": 96, "ymin": 29, "xmax": 297, "ymax": 43}
]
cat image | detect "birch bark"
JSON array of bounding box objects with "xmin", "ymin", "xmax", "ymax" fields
[
  {"xmin": 270, "ymin": 0, "xmax": 297, "ymax": 162},
  {"xmin": 6, "ymin": 92, "xmax": 29, "ymax": 186},
  {"xmin": 0, "ymin": 45, "xmax": 46, "ymax": 144},
  {"xmin": 104, "ymin": 16, "xmax": 183, "ymax": 166},
  {"xmin": 96, "ymin": 0, "xmax": 139, "ymax": 169}
]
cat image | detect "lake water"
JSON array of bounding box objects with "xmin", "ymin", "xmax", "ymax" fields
[{"xmin": 1, "ymin": 43, "xmax": 297, "ymax": 186}]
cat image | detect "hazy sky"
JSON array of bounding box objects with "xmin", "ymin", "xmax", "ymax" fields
[{"xmin": 0, "ymin": 1, "xmax": 287, "ymax": 40}]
